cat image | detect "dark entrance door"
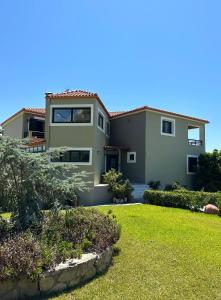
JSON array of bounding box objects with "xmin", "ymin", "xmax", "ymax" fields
[{"xmin": 106, "ymin": 154, "xmax": 119, "ymax": 172}]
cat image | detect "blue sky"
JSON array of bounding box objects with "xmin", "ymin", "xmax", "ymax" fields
[{"xmin": 0, "ymin": 0, "xmax": 220, "ymax": 151}]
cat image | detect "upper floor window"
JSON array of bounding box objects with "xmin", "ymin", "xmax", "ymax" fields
[
  {"xmin": 187, "ymin": 155, "xmax": 198, "ymax": 174},
  {"xmin": 52, "ymin": 107, "xmax": 91, "ymax": 124},
  {"xmin": 98, "ymin": 112, "xmax": 104, "ymax": 130},
  {"xmin": 161, "ymin": 117, "xmax": 175, "ymax": 136},
  {"xmin": 188, "ymin": 125, "xmax": 202, "ymax": 146}
]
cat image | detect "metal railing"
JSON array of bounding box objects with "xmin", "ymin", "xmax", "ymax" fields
[
  {"xmin": 29, "ymin": 131, "xmax": 45, "ymax": 139},
  {"xmin": 188, "ymin": 139, "xmax": 202, "ymax": 146}
]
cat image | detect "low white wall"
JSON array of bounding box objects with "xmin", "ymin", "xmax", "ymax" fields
[{"xmin": 0, "ymin": 247, "xmax": 113, "ymax": 300}]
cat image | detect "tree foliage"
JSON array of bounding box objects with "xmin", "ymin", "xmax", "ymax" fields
[
  {"xmin": 0, "ymin": 137, "xmax": 90, "ymax": 229},
  {"xmin": 196, "ymin": 150, "xmax": 221, "ymax": 192}
]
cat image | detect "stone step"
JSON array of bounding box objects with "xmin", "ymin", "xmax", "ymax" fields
[{"xmin": 132, "ymin": 184, "xmax": 149, "ymax": 199}]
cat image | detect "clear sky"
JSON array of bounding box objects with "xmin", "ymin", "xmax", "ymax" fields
[{"xmin": 0, "ymin": 0, "xmax": 220, "ymax": 151}]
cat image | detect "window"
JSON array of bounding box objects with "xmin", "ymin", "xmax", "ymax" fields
[
  {"xmin": 187, "ymin": 155, "xmax": 198, "ymax": 174},
  {"xmin": 127, "ymin": 152, "xmax": 136, "ymax": 163},
  {"xmin": 53, "ymin": 108, "xmax": 72, "ymax": 123},
  {"xmin": 51, "ymin": 148, "xmax": 92, "ymax": 165},
  {"xmin": 161, "ymin": 117, "xmax": 175, "ymax": 136},
  {"xmin": 98, "ymin": 112, "xmax": 104, "ymax": 130},
  {"xmin": 51, "ymin": 106, "xmax": 92, "ymax": 125},
  {"xmin": 188, "ymin": 125, "xmax": 202, "ymax": 146}
]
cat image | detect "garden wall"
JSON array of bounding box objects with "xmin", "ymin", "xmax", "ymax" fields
[{"xmin": 0, "ymin": 247, "xmax": 113, "ymax": 300}]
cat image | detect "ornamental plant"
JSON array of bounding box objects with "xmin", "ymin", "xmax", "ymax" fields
[
  {"xmin": 103, "ymin": 169, "xmax": 133, "ymax": 202},
  {"xmin": 0, "ymin": 137, "xmax": 90, "ymax": 230}
]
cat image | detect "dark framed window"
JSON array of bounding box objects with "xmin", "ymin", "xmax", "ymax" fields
[
  {"xmin": 52, "ymin": 150, "xmax": 91, "ymax": 163},
  {"xmin": 98, "ymin": 113, "xmax": 104, "ymax": 130},
  {"xmin": 162, "ymin": 120, "xmax": 172, "ymax": 134},
  {"xmin": 52, "ymin": 107, "xmax": 91, "ymax": 123},
  {"xmin": 187, "ymin": 156, "xmax": 198, "ymax": 174},
  {"xmin": 129, "ymin": 153, "xmax": 135, "ymax": 161}
]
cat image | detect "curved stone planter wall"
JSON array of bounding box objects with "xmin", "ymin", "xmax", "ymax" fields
[{"xmin": 0, "ymin": 247, "xmax": 113, "ymax": 300}]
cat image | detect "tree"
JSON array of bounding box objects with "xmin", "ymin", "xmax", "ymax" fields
[
  {"xmin": 195, "ymin": 150, "xmax": 221, "ymax": 192},
  {"xmin": 0, "ymin": 137, "xmax": 91, "ymax": 230}
]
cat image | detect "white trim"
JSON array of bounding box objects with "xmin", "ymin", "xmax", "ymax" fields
[
  {"xmin": 50, "ymin": 104, "xmax": 94, "ymax": 126},
  {"xmin": 97, "ymin": 108, "xmax": 105, "ymax": 133},
  {"xmin": 127, "ymin": 152, "xmax": 136, "ymax": 163},
  {"xmin": 161, "ymin": 116, "xmax": 176, "ymax": 137},
  {"xmin": 187, "ymin": 155, "xmax": 198, "ymax": 175},
  {"xmin": 50, "ymin": 147, "xmax": 93, "ymax": 165}
]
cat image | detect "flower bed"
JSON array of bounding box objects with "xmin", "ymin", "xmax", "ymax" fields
[{"xmin": 0, "ymin": 208, "xmax": 120, "ymax": 282}]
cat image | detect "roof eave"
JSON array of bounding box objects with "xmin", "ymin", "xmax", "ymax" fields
[{"xmin": 110, "ymin": 107, "xmax": 209, "ymax": 124}]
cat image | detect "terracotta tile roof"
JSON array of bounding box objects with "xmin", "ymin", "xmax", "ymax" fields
[
  {"xmin": 24, "ymin": 108, "xmax": 45, "ymax": 114},
  {"xmin": 25, "ymin": 138, "xmax": 46, "ymax": 147},
  {"xmin": 45, "ymin": 90, "xmax": 109, "ymax": 116},
  {"xmin": 1, "ymin": 108, "xmax": 45, "ymax": 126},
  {"xmin": 45, "ymin": 90, "xmax": 98, "ymax": 99},
  {"xmin": 109, "ymin": 111, "xmax": 125, "ymax": 117},
  {"xmin": 109, "ymin": 105, "xmax": 209, "ymax": 124}
]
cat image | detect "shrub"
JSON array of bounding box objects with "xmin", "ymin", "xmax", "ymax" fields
[
  {"xmin": 143, "ymin": 190, "xmax": 221, "ymax": 212},
  {"xmin": 0, "ymin": 208, "xmax": 121, "ymax": 281},
  {"xmin": 148, "ymin": 180, "xmax": 161, "ymax": 190},
  {"xmin": 0, "ymin": 232, "xmax": 42, "ymax": 281},
  {"xmin": 103, "ymin": 169, "xmax": 123, "ymax": 186},
  {"xmin": 103, "ymin": 169, "xmax": 133, "ymax": 201},
  {"xmin": 164, "ymin": 181, "xmax": 186, "ymax": 191},
  {"xmin": 196, "ymin": 150, "xmax": 221, "ymax": 192}
]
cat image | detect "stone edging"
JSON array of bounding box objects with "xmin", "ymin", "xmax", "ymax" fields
[{"xmin": 0, "ymin": 247, "xmax": 113, "ymax": 300}]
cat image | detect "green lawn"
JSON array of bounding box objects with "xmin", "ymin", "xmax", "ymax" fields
[{"xmin": 48, "ymin": 204, "xmax": 221, "ymax": 300}]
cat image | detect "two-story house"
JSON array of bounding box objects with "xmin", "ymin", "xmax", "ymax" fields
[{"xmin": 1, "ymin": 90, "xmax": 209, "ymax": 204}]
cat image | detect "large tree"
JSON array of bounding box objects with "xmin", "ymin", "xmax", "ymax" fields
[
  {"xmin": 196, "ymin": 150, "xmax": 221, "ymax": 192},
  {"xmin": 0, "ymin": 137, "xmax": 90, "ymax": 230}
]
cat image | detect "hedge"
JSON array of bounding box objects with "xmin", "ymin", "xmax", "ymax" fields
[{"xmin": 143, "ymin": 190, "xmax": 221, "ymax": 212}]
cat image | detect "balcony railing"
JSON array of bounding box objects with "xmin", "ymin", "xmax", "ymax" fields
[
  {"xmin": 188, "ymin": 139, "xmax": 202, "ymax": 146},
  {"xmin": 29, "ymin": 131, "xmax": 45, "ymax": 139}
]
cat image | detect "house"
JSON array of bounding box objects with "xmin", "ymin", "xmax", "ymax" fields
[
  {"xmin": 1, "ymin": 90, "xmax": 209, "ymax": 204},
  {"xmin": 1, "ymin": 107, "xmax": 46, "ymax": 152}
]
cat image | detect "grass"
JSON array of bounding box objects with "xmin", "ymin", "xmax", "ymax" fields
[{"xmin": 49, "ymin": 204, "xmax": 221, "ymax": 300}]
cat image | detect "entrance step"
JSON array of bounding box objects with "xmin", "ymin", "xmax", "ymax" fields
[{"xmin": 132, "ymin": 184, "xmax": 149, "ymax": 200}]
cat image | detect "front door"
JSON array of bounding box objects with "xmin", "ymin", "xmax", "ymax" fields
[{"xmin": 106, "ymin": 154, "xmax": 119, "ymax": 172}]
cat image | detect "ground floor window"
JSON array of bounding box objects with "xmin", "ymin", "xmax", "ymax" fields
[
  {"xmin": 127, "ymin": 152, "xmax": 136, "ymax": 163},
  {"xmin": 52, "ymin": 148, "xmax": 92, "ymax": 165},
  {"xmin": 187, "ymin": 155, "xmax": 198, "ymax": 174}
]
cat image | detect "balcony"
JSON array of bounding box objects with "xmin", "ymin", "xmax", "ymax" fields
[{"xmin": 188, "ymin": 139, "xmax": 202, "ymax": 146}]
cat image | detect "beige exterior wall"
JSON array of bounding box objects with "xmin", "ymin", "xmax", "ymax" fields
[
  {"xmin": 145, "ymin": 111, "xmax": 206, "ymax": 189},
  {"xmin": 2, "ymin": 113, "xmax": 24, "ymax": 139},
  {"xmin": 110, "ymin": 112, "xmax": 146, "ymax": 183},
  {"xmin": 45, "ymin": 97, "xmax": 109, "ymax": 185},
  {"xmin": 110, "ymin": 110, "xmax": 206, "ymax": 189}
]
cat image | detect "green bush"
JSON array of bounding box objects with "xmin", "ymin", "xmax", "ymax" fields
[
  {"xmin": 103, "ymin": 169, "xmax": 133, "ymax": 202},
  {"xmin": 0, "ymin": 208, "xmax": 121, "ymax": 281},
  {"xmin": 196, "ymin": 150, "xmax": 221, "ymax": 192},
  {"xmin": 143, "ymin": 190, "xmax": 221, "ymax": 211},
  {"xmin": 164, "ymin": 181, "xmax": 186, "ymax": 191},
  {"xmin": 148, "ymin": 180, "xmax": 161, "ymax": 190}
]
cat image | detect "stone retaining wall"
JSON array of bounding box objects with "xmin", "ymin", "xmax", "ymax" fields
[{"xmin": 0, "ymin": 247, "xmax": 113, "ymax": 300}]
